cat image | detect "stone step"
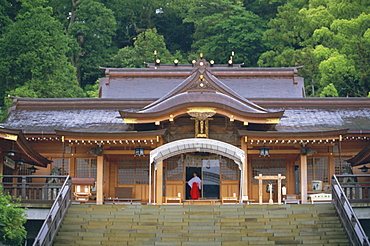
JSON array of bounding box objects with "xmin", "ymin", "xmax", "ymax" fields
[{"xmin": 54, "ymin": 204, "xmax": 351, "ymax": 245}]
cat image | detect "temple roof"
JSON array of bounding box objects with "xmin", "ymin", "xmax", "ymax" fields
[
  {"xmin": 347, "ymin": 145, "xmax": 370, "ymax": 166},
  {"xmin": 3, "ymin": 61, "xmax": 370, "ymax": 136},
  {"xmin": 118, "ymin": 59, "xmax": 284, "ymax": 125},
  {"xmin": 2, "ymin": 97, "xmax": 370, "ymax": 135},
  {"xmin": 0, "ymin": 128, "xmax": 51, "ymax": 167},
  {"xmin": 98, "ymin": 63, "xmax": 305, "ymax": 99}
]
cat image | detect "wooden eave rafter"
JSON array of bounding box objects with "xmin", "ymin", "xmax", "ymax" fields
[
  {"xmin": 0, "ymin": 128, "xmax": 51, "ymax": 167},
  {"xmin": 99, "ymin": 66, "xmax": 302, "ymax": 78},
  {"xmin": 55, "ymin": 129, "xmax": 167, "ymax": 141},
  {"xmin": 347, "ymin": 145, "xmax": 370, "ymax": 166},
  {"xmin": 238, "ymin": 129, "xmax": 348, "ymax": 141},
  {"xmin": 10, "ymin": 96, "xmax": 152, "ymax": 111},
  {"xmin": 252, "ymin": 97, "xmax": 370, "ymax": 109},
  {"xmin": 120, "ymin": 104, "xmax": 283, "ymax": 125}
]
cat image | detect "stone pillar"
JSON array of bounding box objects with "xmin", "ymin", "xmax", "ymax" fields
[
  {"xmin": 156, "ymin": 161, "xmax": 163, "ymax": 205},
  {"xmin": 300, "ymin": 155, "xmax": 308, "ymax": 204},
  {"xmin": 96, "ymin": 155, "xmax": 104, "ymax": 205}
]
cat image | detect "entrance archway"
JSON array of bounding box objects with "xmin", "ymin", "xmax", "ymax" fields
[{"xmin": 149, "ymin": 138, "xmax": 245, "ymax": 204}]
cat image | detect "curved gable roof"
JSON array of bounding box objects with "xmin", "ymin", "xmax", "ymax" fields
[
  {"xmin": 120, "ymin": 59, "xmax": 284, "ymax": 124},
  {"xmin": 142, "ymin": 59, "xmax": 268, "ymax": 113}
]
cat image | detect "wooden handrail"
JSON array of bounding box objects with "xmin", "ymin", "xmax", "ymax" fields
[
  {"xmin": 332, "ymin": 175, "xmax": 370, "ymax": 246},
  {"xmin": 32, "ymin": 175, "xmax": 71, "ymax": 246}
]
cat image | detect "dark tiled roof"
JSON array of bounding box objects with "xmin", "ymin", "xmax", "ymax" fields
[
  {"xmin": 272, "ymin": 107, "xmax": 370, "ymax": 132},
  {"xmin": 2, "ymin": 98, "xmax": 370, "ymax": 134},
  {"xmin": 221, "ymin": 78, "xmax": 305, "ymax": 98},
  {"xmin": 2, "ymin": 109, "xmax": 126, "ymax": 133},
  {"xmin": 100, "ymin": 77, "xmax": 303, "ymax": 99},
  {"xmin": 140, "ymin": 68, "xmax": 274, "ymax": 115},
  {"xmin": 99, "ymin": 64, "xmax": 304, "ymax": 99},
  {"xmin": 139, "ymin": 92, "xmax": 268, "ymax": 114},
  {"xmin": 100, "ymin": 78, "xmax": 185, "ymax": 99}
]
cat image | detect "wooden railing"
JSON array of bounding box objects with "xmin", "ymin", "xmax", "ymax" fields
[
  {"xmin": 1, "ymin": 175, "xmax": 72, "ymax": 246},
  {"xmin": 332, "ymin": 175, "xmax": 370, "ymax": 246},
  {"xmin": 2, "ymin": 175, "xmax": 69, "ymax": 203},
  {"xmin": 33, "ymin": 176, "xmax": 71, "ymax": 246}
]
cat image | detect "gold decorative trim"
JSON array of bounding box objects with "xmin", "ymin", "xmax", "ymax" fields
[
  {"xmin": 187, "ymin": 107, "xmax": 216, "ymax": 120},
  {"xmin": 124, "ymin": 118, "xmax": 137, "ymax": 124},
  {"xmin": 266, "ymin": 118, "xmax": 280, "ymax": 124},
  {"xmin": 187, "ymin": 107, "xmax": 216, "ymax": 113},
  {"xmin": 4, "ymin": 134, "xmax": 17, "ymax": 141}
]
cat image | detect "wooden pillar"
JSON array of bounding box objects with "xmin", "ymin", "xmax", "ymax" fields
[
  {"xmin": 0, "ymin": 160, "xmax": 3, "ymax": 177},
  {"xmin": 241, "ymin": 138, "xmax": 248, "ymax": 198},
  {"xmin": 300, "ymin": 154, "xmax": 308, "ymax": 204},
  {"xmin": 148, "ymin": 161, "xmax": 153, "ymax": 204},
  {"xmin": 156, "ymin": 161, "xmax": 163, "ymax": 205},
  {"xmin": 258, "ymin": 174, "xmax": 263, "ymax": 204},
  {"xmin": 96, "ymin": 155, "xmax": 104, "ymax": 205},
  {"xmin": 103, "ymin": 159, "xmax": 110, "ymax": 200},
  {"xmin": 277, "ymin": 174, "xmax": 282, "ymax": 205}
]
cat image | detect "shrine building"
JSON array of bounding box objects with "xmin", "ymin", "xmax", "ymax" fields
[{"xmin": 1, "ymin": 57, "xmax": 370, "ymax": 205}]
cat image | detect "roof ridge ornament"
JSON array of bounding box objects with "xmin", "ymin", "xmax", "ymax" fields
[
  {"xmin": 188, "ymin": 73, "xmax": 217, "ymax": 92},
  {"xmin": 192, "ymin": 57, "xmax": 212, "ymax": 72}
]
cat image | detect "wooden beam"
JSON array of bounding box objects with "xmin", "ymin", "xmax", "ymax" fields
[
  {"xmin": 254, "ymin": 174, "xmax": 286, "ymax": 205},
  {"xmin": 247, "ymin": 149, "xmax": 301, "ymax": 154},
  {"xmin": 103, "ymin": 150, "xmax": 150, "ymax": 155}
]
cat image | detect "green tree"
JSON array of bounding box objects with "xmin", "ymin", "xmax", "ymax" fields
[
  {"xmin": 68, "ymin": 0, "xmax": 117, "ymax": 87},
  {"xmin": 243, "ymin": 0, "xmax": 289, "ymax": 20},
  {"xmin": 100, "ymin": 0, "xmax": 167, "ymax": 48},
  {"xmin": 154, "ymin": 0, "xmax": 196, "ymax": 53},
  {"xmin": 0, "ymin": 0, "xmax": 85, "ymax": 107},
  {"xmin": 185, "ymin": 0, "xmax": 267, "ymax": 65},
  {"xmin": 0, "ymin": 0, "xmax": 14, "ymax": 35},
  {"xmin": 259, "ymin": 0, "xmax": 370, "ymax": 97},
  {"xmin": 111, "ymin": 28, "xmax": 182, "ymax": 68},
  {"xmin": 318, "ymin": 54, "xmax": 360, "ymax": 96},
  {"xmin": 319, "ymin": 83, "xmax": 338, "ymax": 97},
  {"xmin": 0, "ymin": 185, "xmax": 27, "ymax": 246},
  {"xmin": 312, "ymin": 13, "xmax": 370, "ymax": 96},
  {"xmin": 262, "ymin": 2, "xmax": 308, "ymax": 52},
  {"xmin": 326, "ymin": 0, "xmax": 370, "ymax": 19}
]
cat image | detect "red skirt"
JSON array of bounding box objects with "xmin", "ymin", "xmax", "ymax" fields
[{"xmin": 190, "ymin": 182, "xmax": 200, "ymax": 200}]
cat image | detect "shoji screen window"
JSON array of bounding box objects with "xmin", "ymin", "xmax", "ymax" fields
[
  {"xmin": 52, "ymin": 158, "xmax": 70, "ymax": 175},
  {"xmin": 75, "ymin": 158, "xmax": 97, "ymax": 178},
  {"xmin": 307, "ymin": 158, "xmax": 328, "ymax": 183}
]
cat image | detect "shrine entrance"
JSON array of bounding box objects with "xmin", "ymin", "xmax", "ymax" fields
[
  {"xmin": 149, "ymin": 138, "xmax": 245, "ymax": 204},
  {"xmin": 185, "ymin": 158, "xmax": 221, "ymax": 200}
]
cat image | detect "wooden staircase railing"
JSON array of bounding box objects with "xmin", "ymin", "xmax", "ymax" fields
[{"xmin": 332, "ymin": 175, "xmax": 370, "ymax": 246}]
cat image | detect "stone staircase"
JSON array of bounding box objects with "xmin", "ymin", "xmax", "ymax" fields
[{"xmin": 53, "ymin": 204, "xmax": 350, "ymax": 246}]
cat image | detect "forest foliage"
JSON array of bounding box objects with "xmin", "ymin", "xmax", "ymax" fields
[
  {"xmin": 0, "ymin": 184, "xmax": 27, "ymax": 246},
  {"xmin": 0, "ymin": 0, "xmax": 369, "ymax": 113}
]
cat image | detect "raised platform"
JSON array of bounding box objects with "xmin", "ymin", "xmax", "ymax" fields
[
  {"xmin": 104, "ymin": 198, "xmax": 142, "ymax": 205},
  {"xmin": 183, "ymin": 199, "xmax": 221, "ymax": 205}
]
